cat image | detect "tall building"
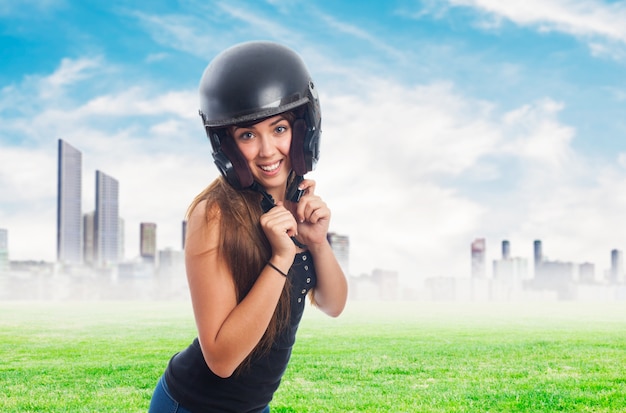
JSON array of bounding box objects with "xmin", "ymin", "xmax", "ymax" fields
[
  {"xmin": 502, "ymin": 240, "xmax": 510, "ymax": 259},
  {"xmin": 327, "ymin": 232, "xmax": 350, "ymax": 276},
  {"xmin": 610, "ymin": 249, "xmax": 623, "ymax": 284},
  {"xmin": 95, "ymin": 170, "xmax": 119, "ymax": 268},
  {"xmin": 182, "ymin": 220, "xmax": 187, "ymax": 250},
  {"xmin": 533, "ymin": 240, "xmax": 543, "ymax": 275},
  {"xmin": 0, "ymin": 228, "xmax": 8, "ymax": 273},
  {"xmin": 57, "ymin": 139, "xmax": 82, "ymax": 265},
  {"xmin": 140, "ymin": 222, "xmax": 157, "ymax": 263},
  {"xmin": 471, "ymin": 238, "xmax": 486, "ymax": 278},
  {"xmin": 83, "ymin": 212, "xmax": 95, "ymax": 266}
]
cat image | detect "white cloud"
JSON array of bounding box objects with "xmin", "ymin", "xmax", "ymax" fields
[
  {"xmin": 0, "ymin": 0, "xmax": 65, "ymax": 17},
  {"xmin": 313, "ymin": 12, "xmax": 406, "ymax": 61},
  {"xmin": 145, "ymin": 52, "xmax": 170, "ymax": 63},
  {"xmin": 405, "ymin": 0, "xmax": 626, "ymax": 61},
  {"xmin": 449, "ymin": 0, "xmax": 626, "ymax": 40},
  {"xmin": 501, "ymin": 98, "xmax": 576, "ymax": 168},
  {"xmin": 77, "ymin": 88, "xmax": 197, "ymax": 119},
  {"xmin": 129, "ymin": 11, "xmax": 215, "ymax": 58},
  {"xmin": 0, "ymin": 146, "xmax": 56, "ymax": 204},
  {"xmin": 618, "ymin": 153, "xmax": 626, "ymax": 168},
  {"xmin": 215, "ymin": 2, "xmax": 298, "ymax": 41},
  {"xmin": 0, "ymin": 56, "xmax": 211, "ymax": 262},
  {"xmin": 4, "ymin": 44, "xmax": 626, "ymax": 288},
  {"xmin": 312, "ymin": 73, "xmax": 626, "ymax": 283},
  {"xmin": 44, "ymin": 57, "xmax": 101, "ymax": 89},
  {"xmin": 127, "ymin": 1, "xmax": 303, "ymax": 59},
  {"xmin": 314, "ymin": 79, "xmax": 499, "ymax": 280}
]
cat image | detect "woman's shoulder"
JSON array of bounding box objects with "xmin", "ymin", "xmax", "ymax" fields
[
  {"xmin": 186, "ymin": 199, "xmax": 222, "ymax": 255},
  {"xmin": 188, "ymin": 198, "xmax": 221, "ymax": 225}
]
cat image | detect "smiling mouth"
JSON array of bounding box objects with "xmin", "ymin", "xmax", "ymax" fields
[{"xmin": 259, "ymin": 160, "xmax": 281, "ymax": 172}]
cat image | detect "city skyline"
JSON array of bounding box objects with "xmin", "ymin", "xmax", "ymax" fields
[
  {"xmin": 3, "ymin": 2, "xmax": 626, "ymax": 287},
  {"xmin": 476, "ymin": 237, "xmax": 624, "ymax": 283}
]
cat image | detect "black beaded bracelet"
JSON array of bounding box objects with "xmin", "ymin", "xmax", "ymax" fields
[{"xmin": 267, "ymin": 261, "xmax": 288, "ymax": 277}]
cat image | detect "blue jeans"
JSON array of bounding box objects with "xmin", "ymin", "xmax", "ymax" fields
[
  {"xmin": 148, "ymin": 375, "xmax": 193, "ymax": 413},
  {"xmin": 148, "ymin": 375, "xmax": 270, "ymax": 413}
]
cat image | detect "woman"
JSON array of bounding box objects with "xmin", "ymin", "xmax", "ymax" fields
[{"xmin": 148, "ymin": 41, "xmax": 348, "ymax": 413}]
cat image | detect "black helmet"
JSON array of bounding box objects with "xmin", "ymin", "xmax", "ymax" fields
[{"xmin": 199, "ymin": 41, "xmax": 321, "ymax": 189}]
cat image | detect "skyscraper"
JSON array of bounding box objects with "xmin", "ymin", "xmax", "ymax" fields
[
  {"xmin": 533, "ymin": 240, "xmax": 543, "ymax": 274},
  {"xmin": 471, "ymin": 238, "xmax": 486, "ymax": 278},
  {"xmin": 140, "ymin": 222, "xmax": 157, "ymax": 263},
  {"xmin": 610, "ymin": 249, "xmax": 623, "ymax": 284},
  {"xmin": 502, "ymin": 240, "xmax": 510, "ymax": 259},
  {"xmin": 182, "ymin": 220, "xmax": 187, "ymax": 250},
  {"xmin": 83, "ymin": 211, "xmax": 95, "ymax": 266},
  {"xmin": 95, "ymin": 170, "xmax": 119, "ymax": 268},
  {"xmin": 327, "ymin": 232, "xmax": 350, "ymax": 276},
  {"xmin": 57, "ymin": 139, "xmax": 82, "ymax": 265}
]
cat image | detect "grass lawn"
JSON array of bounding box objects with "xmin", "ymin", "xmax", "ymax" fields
[{"xmin": 1, "ymin": 300, "xmax": 625, "ymax": 412}]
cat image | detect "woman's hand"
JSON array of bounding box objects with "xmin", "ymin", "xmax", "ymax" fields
[
  {"xmin": 260, "ymin": 202, "xmax": 298, "ymax": 260},
  {"xmin": 289, "ymin": 179, "xmax": 331, "ymax": 247}
]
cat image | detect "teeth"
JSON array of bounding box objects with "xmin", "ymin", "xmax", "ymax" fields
[{"xmin": 260, "ymin": 161, "xmax": 280, "ymax": 172}]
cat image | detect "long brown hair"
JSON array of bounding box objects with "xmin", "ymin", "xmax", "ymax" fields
[{"xmin": 186, "ymin": 176, "xmax": 291, "ymax": 368}]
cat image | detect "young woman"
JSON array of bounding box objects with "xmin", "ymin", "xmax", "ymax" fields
[{"xmin": 148, "ymin": 41, "xmax": 348, "ymax": 413}]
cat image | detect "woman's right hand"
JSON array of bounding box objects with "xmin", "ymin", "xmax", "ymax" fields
[{"xmin": 260, "ymin": 201, "xmax": 298, "ymax": 260}]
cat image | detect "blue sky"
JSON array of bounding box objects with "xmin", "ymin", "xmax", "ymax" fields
[{"xmin": 2, "ymin": 0, "xmax": 626, "ymax": 284}]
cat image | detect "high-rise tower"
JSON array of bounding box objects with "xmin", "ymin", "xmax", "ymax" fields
[
  {"xmin": 327, "ymin": 232, "xmax": 350, "ymax": 276},
  {"xmin": 95, "ymin": 170, "xmax": 119, "ymax": 268},
  {"xmin": 140, "ymin": 222, "xmax": 157, "ymax": 263},
  {"xmin": 182, "ymin": 220, "xmax": 187, "ymax": 250},
  {"xmin": 610, "ymin": 249, "xmax": 623, "ymax": 284},
  {"xmin": 471, "ymin": 238, "xmax": 486, "ymax": 278},
  {"xmin": 83, "ymin": 211, "xmax": 95, "ymax": 266},
  {"xmin": 502, "ymin": 240, "xmax": 510, "ymax": 259},
  {"xmin": 56, "ymin": 139, "xmax": 82, "ymax": 265},
  {"xmin": 533, "ymin": 240, "xmax": 543, "ymax": 268}
]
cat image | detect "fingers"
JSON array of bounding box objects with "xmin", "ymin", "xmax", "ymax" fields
[
  {"xmin": 260, "ymin": 203, "xmax": 298, "ymax": 257},
  {"xmin": 297, "ymin": 196, "xmax": 330, "ymax": 224},
  {"xmin": 294, "ymin": 180, "xmax": 331, "ymax": 224},
  {"xmin": 262, "ymin": 202, "xmax": 298, "ymax": 236},
  {"xmin": 298, "ymin": 179, "xmax": 316, "ymax": 196}
]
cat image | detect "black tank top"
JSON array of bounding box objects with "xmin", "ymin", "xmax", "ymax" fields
[{"xmin": 164, "ymin": 251, "xmax": 317, "ymax": 413}]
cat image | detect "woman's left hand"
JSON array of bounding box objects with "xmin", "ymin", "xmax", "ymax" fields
[{"xmin": 288, "ymin": 179, "xmax": 330, "ymax": 246}]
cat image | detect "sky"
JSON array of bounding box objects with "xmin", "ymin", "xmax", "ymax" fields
[{"xmin": 2, "ymin": 0, "xmax": 626, "ymax": 286}]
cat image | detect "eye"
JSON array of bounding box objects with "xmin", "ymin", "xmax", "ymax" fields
[
  {"xmin": 237, "ymin": 131, "xmax": 255, "ymax": 141},
  {"xmin": 275, "ymin": 124, "xmax": 289, "ymax": 134}
]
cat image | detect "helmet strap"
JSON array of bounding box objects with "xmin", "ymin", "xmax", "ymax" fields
[
  {"xmin": 249, "ymin": 179, "xmax": 308, "ymax": 249},
  {"xmin": 249, "ymin": 181, "xmax": 276, "ymax": 213}
]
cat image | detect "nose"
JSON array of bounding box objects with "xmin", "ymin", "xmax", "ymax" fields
[{"xmin": 258, "ymin": 134, "xmax": 276, "ymax": 157}]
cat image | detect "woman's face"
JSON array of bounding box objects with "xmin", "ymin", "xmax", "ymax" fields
[{"xmin": 231, "ymin": 114, "xmax": 293, "ymax": 195}]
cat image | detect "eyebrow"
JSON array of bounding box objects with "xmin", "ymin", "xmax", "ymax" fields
[
  {"xmin": 268, "ymin": 116, "xmax": 288, "ymax": 126},
  {"xmin": 232, "ymin": 116, "xmax": 288, "ymax": 132}
]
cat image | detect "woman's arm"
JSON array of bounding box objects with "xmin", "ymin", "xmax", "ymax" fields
[
  {"xmin": 185, "ymin": 200, "xmax": 296, "ymax": 378},
  {"xmin": 292, "ymin": 180, "xmax": 348, "ymax": 317},
  {"xmin": 308, "ymin": 239, "xmax": 348, "ymax": 317}
]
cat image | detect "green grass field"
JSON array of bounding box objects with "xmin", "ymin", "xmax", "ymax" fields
[{"xmin": 1, "ymin": 301, "xmax": 625, "ymax": 412}]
